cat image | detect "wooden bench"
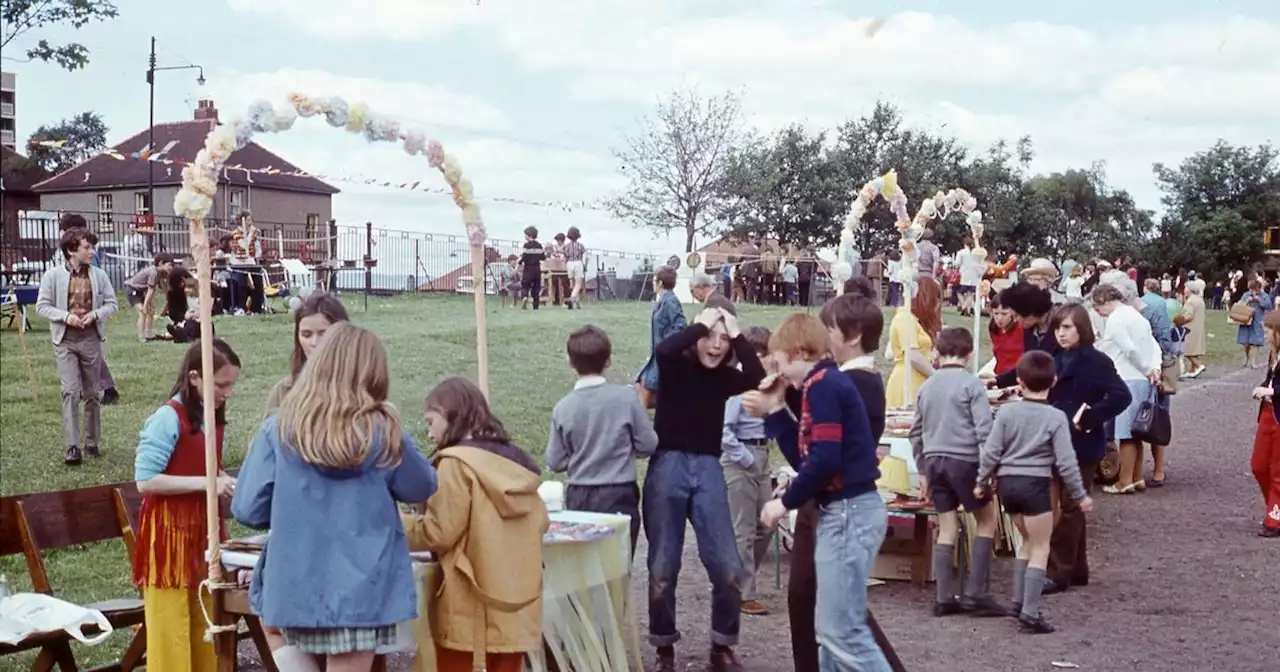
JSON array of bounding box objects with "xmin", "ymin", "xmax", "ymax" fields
[{"xmin": 0, "ymin": 483, "xmax": 147, "ymax": 672}]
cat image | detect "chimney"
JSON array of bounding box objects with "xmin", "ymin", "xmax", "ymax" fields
[{"xmin": 194, "ymin": 99, "xmax": 219, "ymax": 122}]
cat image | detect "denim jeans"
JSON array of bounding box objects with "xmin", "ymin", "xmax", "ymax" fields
[
  {"xmin": 642, "ymin": 451, "xmax": 744, "ymax": 647},
  {"xmin": 815, "ymin": 491, "xmax": 891, "ymax": 672}
]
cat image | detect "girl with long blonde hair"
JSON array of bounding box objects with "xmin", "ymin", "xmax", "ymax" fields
[{"xmin": 232, "ymin": 323, "xmax": 437, "ymax": 672}]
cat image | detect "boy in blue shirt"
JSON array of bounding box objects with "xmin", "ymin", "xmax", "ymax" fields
[
  {"xmin": 721, "ymin": 325, "xmax": 775, "ymax": 616},
  {"xmin": 753, "ymin": 314, "xmax": 891, "ymax": 672}
]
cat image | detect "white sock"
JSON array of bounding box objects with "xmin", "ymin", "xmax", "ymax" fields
[{"xmin": 272, "ymin": 645, "xmax": 322, "ymax": 672}]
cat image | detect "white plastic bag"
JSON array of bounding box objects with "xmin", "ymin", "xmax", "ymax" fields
[{"xmin": 0, "ymin": 593, "xmax": 114, "ymax": 646}]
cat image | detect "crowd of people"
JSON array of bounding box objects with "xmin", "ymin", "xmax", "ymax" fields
[{"xmin": 28, "ymin": 210, "xmax": 1280, "ymax": 672}]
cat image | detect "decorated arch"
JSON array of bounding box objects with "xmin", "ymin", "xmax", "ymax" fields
[{"xmin": 176, "ymin": 95, "xmax": 494, "ymax": 633}]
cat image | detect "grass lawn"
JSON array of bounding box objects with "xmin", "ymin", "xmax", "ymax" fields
[{"xmin": 0, "ymin": 293, "xmax": 1243, "ymax": 669}]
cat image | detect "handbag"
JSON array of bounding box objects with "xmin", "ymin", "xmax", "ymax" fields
[
  {"xmin": 1229, "ymin": 300, "xmax": 1254, "ymax": 326},
  {"xmin": 1159, "ymin": 352, "xmax": 1179, "ymax": 395},
  {"xmin": 1131, "ymin": 386, "xmax": 1172, "ymax": 446}
]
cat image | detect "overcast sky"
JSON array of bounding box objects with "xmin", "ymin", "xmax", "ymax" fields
[{"xmin": 7, "ymin": 0, "xmax": 1278, "ymax": 257}]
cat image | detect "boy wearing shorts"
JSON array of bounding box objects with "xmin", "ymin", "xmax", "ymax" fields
[
  {"xmin": 908, "ymin": 327, "xmax": 1005, "ymax": 617},
  {"xmin": 125, "ymin": 253, "xmax": 175, "ymax": 342},
  {"xmin": 976, "ymin": 351, "xmax": 1094, "ymax": 634}
]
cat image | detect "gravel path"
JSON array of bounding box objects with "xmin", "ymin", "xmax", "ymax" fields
[{"xmin": 242, "ymin": 367, "xmax": 1277, "ymax": 671}]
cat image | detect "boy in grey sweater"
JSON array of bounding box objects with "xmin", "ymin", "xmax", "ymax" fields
[
  {"xmin": 547, "ymin": 325, "xmax": 658, "ymax": 554},
  {"xmin": 975, "ymin": 350, "xmax": 1094, "ymax": 634},
  {"xmin": 908, "ymin": 327, "xmax": 1005, "ymax": 617}
]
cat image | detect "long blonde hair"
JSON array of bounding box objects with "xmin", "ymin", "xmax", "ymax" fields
[{"xmin": 277, "ymin": 322, "xmax": 403, "ymax": 468}]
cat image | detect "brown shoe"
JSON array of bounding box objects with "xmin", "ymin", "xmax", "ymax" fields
[
  {"xmin": 64, "ymin": 446, "xmax": 83, "ymax": 465},
  {"xmin": 708, "ymin": 646, "xmax": 744, "ymax": 672},
  {"xmin": 652, "ymin": 646, "xmax": 676, "ymax": 672},
  {"xmin": 85, "ymin": 445, "xmax": 101, "ymax": 458},
  {"xmin": 739, "ymin": 600, "xmax": 768, "ymax": 615}
]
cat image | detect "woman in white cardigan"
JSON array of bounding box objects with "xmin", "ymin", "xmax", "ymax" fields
[{"xmin": 1091, "ymin": 279, "xmax": 1162, "ymax": 494}]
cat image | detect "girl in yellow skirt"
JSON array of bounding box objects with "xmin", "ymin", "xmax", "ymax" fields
[{"xmin": 133, "ymin": 339, "xmax": 241, "ymax": 671}]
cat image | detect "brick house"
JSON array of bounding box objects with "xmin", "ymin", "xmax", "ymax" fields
[
  {"xmin": 32, "ymin": 99, "xmax": 339, "ymax": 258},
  {"xmin": 1, "ymin": 146, "xmax": 48, "ymax": 265}
]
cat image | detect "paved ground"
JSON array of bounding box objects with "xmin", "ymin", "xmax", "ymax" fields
[{"xmin": 242, "ymin": 367, "xmax": 1278, "ymax": 671}]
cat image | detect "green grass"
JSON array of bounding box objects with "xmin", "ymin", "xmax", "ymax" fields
[{"xmin": 0, "ymin": 294, "xmax": 1242, "ymax": 669}]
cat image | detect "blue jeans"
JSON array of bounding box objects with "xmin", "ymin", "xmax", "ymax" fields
[
  {"xmin": 815, "ymin": 492, "xmax": 892, "ymax": 672},
  {"xmin": 642, "ymin": 451, "xmax": 744, "ymax": 647}
]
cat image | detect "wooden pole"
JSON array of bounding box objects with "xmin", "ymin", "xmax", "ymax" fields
[
  {"xmin": 18, "ymin": 308, "xmax": 37, "ymax": 402},
  {"xmin": 191, "ymin": 219, "xmax": 223, "ymax": 586},
  {"xmin": 973, "ymin": 292, "xmax": 983, "ymax": 373},
  {"xmin": 471, "ymin": 244, "xmax": 490, "ymax": 399}
]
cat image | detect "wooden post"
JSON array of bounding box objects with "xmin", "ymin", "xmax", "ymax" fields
[
  {"xmin": 190, "ymin": 219, "xmax": 223, "ymax": 592},
  {"xmin": 471, "ymin": 243, "xmax": 490, "ymax": 399},
  {"xmin": 972, "ymin": 293, "xmax": 983, "ymax": 373},
  {"xmin": 364, "ymin": 221, "xmax": 373, "ymax": 313}
]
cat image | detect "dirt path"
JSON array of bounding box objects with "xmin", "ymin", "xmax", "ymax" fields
[{"xmin": 241, "ymin": 369, "xmax": 1276, "ymax": 671}]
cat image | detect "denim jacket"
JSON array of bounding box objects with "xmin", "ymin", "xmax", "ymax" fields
[{"xmin": 636, "ymin": 291, "xmax": 687, "ymax": 390}]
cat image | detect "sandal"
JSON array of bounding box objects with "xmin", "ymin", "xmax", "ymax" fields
[
  {"xmin": 1148, "ymin": 475, "xmax": 1166, "ymax": 488},
  {"xmin": 1133, "ymin": 480, "xmax": 1147, "ymax": 492},
  {"xmin": 1102, "ymin": 483, "xmax": 1136, "ymax": 495}
]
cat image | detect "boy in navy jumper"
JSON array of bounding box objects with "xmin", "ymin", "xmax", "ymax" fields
[{"xmin": 754, "ymin": 314, "xmax": 891, "ymax": 672}]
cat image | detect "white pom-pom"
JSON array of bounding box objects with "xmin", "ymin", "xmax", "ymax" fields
[
  {"xmin": 288, "ymin": 296, "xmax": 303, "ymax": 312},
  {"xmin": 832, "ymin": 261, "xmax": 853, "ymax": 283}
]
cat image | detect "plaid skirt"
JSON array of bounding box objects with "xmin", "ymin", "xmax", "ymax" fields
[{"xmin": 281, "ymin": 625, "xmax": 398, "ymax": 655}]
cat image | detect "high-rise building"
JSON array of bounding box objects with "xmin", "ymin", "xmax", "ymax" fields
[{"xmin": 0, "ymin": 71, "xmax": 15, "ymax": 152}]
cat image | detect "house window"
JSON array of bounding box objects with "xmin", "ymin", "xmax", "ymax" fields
[
  {"xmin": 305, "ymin": 214, "xmax": 318, "ymax": 240},
  {"xmin": 134, "ymin": 192, "xmax": 151, "ymax": 214},
  {"xmin": 229, "ymin": 189, "xmax": 246, "ymax": 221},
  {"xmin": 96, "ymin": 193, "xmax": 114, "ymax": 231},
  {"xmin": 1267, "ymin": 228, "xmax": 1280, "ymax": 253}
]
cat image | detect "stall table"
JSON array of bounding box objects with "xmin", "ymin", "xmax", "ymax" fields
[{"xmin": 216, "ymin": 511, "xmax": 637, "ymax": 672}]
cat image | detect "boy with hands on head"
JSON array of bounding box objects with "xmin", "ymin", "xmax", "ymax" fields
[{"xmin": 976, "ymin": 350, "xmax": 1094, "ymax": 634}]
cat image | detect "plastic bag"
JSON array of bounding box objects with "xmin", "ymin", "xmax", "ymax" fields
[{"xmin": 0, "ymin": 593, "xmax": 114, "ymax": 646}]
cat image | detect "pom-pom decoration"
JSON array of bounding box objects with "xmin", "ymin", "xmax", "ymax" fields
[{"xmin": 175, "ymin": 94, "xmax": 487, "ymax": 247}]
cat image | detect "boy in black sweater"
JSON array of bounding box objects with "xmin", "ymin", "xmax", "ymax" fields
[
  {"xmin": 755, "ymin": 314, "xmax": 890, "ymax": 671},
  {"xmin": 644, "ymin": 307, "xmax": 765, "ymax": 672},
  {"xmin": 520, "ymin": 225, "xmax": 544, "ymax": 310},
  {"xmin": 779, "ymin": 284, "xmax": 889, "ymax": 671}
]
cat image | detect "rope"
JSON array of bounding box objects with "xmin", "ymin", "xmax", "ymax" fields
[{"xmin": 197, "ymin": 578, "xmax": 242, "ymax": 642}]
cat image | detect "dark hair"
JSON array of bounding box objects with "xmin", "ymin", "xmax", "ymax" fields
[
  {"xmin": 963, "ymin": 235, "xmax": 974, "ymax": 248},
  {"xmin": 1047, "ymin": 303, "xmax": 1096, "ymax": 347},
  {"xmin": 819, "ymin": 294, "xmax": 885, "ymax": 351},
  {"xmin": 999, "ymin": 282, "xmax": 1053, "ymax": 319},
  {"xmin": 554, "ymin": 232, "xmax": 566, "ymax": 242},
  {"xmin": 507, "ymin": 254, "xmax": 518, "ymax": 263},
  {"xmin": 655, "ymin": 266, "xmax": 677, "ymax": 290},
  {"xmin": 169, "ymin": 338, "xmax": 241, "ymax": 428},
  {"xmin": 934, "ymin": 327, "xmax": 974, "ymax": 359},
  {"xmin": 166, "ymin": 268, "xmax": 193, "ymax": 317},
  {"xmin": 59, "ymin": 227, "xmax": 98, "ymax": 259},
  {"xmin": 566, "ymin": 226, "xmax": 581, "ymax": 241},
  {"xmin": 566, "ymin": 325, "xmax": 612, "ymax": 375},
  {"xmin": 425, "ymin": 376, "xmax": 511, "ymax": 449},
  {"xmin": 154, "ymin": 252, "xmax": 175, "ymax": 267},
  {"xmin": 291, "ymin": 293, "xmax": 350, "ymax": 379},
  {"xmin": 842, "ymin": 277, "xmax": 876, "ymax": 300},
  {"xmin": 219, "ymin": 235, "xmax": 234, "ymax": 253},
  {"xmin": 1015, "ymin": 350, "xmax": 1056, "ymax": 393},
  {"xmin": 523, "ymin": 226, "xmax": 539, "ymax": 239},
  {"xmin": 741, "ymin": 325, "xmax": 772, "ymax": 356},
  {"xmin": 59, "ymin": 213, "xmax": 88, "ymax": 231}
]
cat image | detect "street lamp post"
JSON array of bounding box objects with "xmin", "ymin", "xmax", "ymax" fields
[{"xmin": 146, "ymin": 36, "xmax": 205, "ymax": 216}]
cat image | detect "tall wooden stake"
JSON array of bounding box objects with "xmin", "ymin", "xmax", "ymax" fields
[
  {"xmin": 191, "ymin": 219, "xmax": 223, "ymax": 586},
  {"xmin": 471, "ymin": 244, "xmax": 490, "ymax": 399}
]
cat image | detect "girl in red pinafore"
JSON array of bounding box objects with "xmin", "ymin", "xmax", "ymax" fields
[
  {"xmin": 133, "ymin": 339, "xmax": 242, "ymax": 671},
  {"xmin": 1251, "ymin": 310, "xmax": 1280, "ymax": 538},
  {"xmin": 987, "ymin": 293, "xmax": 1025, "ymax": 376}
]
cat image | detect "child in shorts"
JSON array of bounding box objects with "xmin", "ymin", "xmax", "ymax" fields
[
  {"xmin": 908, "ymin": 327, "xmax": 1005, "ymax": 617},
  {"xmin": 975, "ymin": 351, "xmax": 1094, "ymax": 634}
]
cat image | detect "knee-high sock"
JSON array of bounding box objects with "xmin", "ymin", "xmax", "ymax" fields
[
  {"xmin": 964, "ymin": 536, "xmax": 996, "ymax": 601},
  {"xmin": 1012, "ymin": 558, "xmax": 1029, "ymax": 604},
  {"xmin": 1022, "ymin": 567, "xmax": 1048, "ymax": 618},
  {"xmin": 273, "ymin": 645, "xmax": 322, "ymax": 672},
  {"xmin": 933, "ymin": 543, "xmax": 957, "ymax": 603}
]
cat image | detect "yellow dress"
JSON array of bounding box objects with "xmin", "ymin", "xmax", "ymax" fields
[{"xmin": 886, "ymin": 308, "xmax": 933, "ymax": 408}]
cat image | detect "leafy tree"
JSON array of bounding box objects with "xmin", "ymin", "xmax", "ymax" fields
[
  {"xmin": 26, "ymin": 111, "xmax": 108, "ymax": 173},
  {"xmin": 719, "ymin": 125, "xmax": 846, "ymax": 251},
  {"xmin": 609, "ymin": 89, "xmax": 742, "ymax": 252},
  {"xmin": 1, "ymin": 0, "xmax": 119, "ymax": 71},
  {"xmin": 1152, "ymin": 141, "xmax": 1280, "ymax": 281},
  {"xmin": 957, "ymin": 137, "xmax": 1037, "ymax": 259},
  {"xmin": 828, "ymin": 102, "xmax": 968, "ymax": 255}
]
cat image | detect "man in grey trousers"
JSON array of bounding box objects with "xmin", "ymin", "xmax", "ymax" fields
[{"xmin": 36, "ymin": 227, "xmax": 118, "ymax": 465}]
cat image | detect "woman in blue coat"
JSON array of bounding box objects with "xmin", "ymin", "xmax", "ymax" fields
[
  {"xmin": 1236, "ymin": 279, "xmax": 1272, "ymax": 369},
  {"xmin": 635, "ymin": 266, "xmax": 686, "ymax": 408},
  {"xmin": 1043, "ymin": 303, "xmax": 1132, "ymax": 594}
]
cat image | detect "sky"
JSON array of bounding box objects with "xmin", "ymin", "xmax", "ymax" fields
[{"xmin": 5, "ymin": 0, "xmax": 1279, "ymax": 259}]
